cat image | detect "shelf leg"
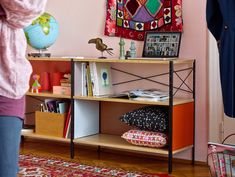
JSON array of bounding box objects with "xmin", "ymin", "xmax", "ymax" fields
[
  {"xmin": 168, "ymin": 61, "xmax": 173, "ymax": 174},
  {"xmin": 70, "ymin": 59, "xmax": 75, "ymax": 159},
  {"xmin": 97, "ymin": 146, "xmax": 101, "ymax": 159},
  {"xmin": 168, "ymin": 153, "xmax": 172, "ymax": 174},
  {"xmin": 192, "ymin": 60, "xmax": 196, "ymax": 165},
  {"xmin": 70, "ymin": 140, "xmax": 74, "ymax": 159}
]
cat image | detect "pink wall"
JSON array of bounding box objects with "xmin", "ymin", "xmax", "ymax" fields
[{"xmin": 33, "ymin": 0, "xmax": 208, "ymax": 162}]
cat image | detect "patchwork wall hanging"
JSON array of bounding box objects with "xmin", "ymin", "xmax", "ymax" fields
[{"xmin": 104, "ymin": 0, "xmax": 183, "ymax": 41}]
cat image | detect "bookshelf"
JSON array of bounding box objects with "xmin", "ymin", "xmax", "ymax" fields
[
  {"xmin": 23, "ymin": 57, "xmax": 195, "ymax": 173},
  {"xmin": 73, "ymin": 58, "xmax": 195, "ymax": 174},
  {"xmin": 23, "ymin": 57, "xmax": 73, "ymax": 144}
]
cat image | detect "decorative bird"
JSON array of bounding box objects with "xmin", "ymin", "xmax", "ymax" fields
[{"xmin": 88, "ymin": 38, "xmax": 114, "ymax": 58}]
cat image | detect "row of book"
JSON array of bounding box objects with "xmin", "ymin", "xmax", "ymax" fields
[
  {"xmin": 81, "ymin": 62, "xmax": 113, "ymax": 97},
  {"xmin": 80, "ymin": 62, "xmax": 169, "ymax": 102},
  {"xmin": 39, "ymin": 99, "xmax": 71, "ymax": 139},
  {"xmin": 40, "ymin": 99, "xmax": 69, "ymax": 113},
  {"xmin": 22, "ymin": 101, "xmax": 71, "ymax": 139}
]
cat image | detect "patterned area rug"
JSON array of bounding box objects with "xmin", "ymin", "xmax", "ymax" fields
[{"xmin": 19, "ymin": 154, "xmax": 170, "ymax": 177}]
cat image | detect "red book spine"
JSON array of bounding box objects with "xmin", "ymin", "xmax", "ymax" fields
[{"xmin": 63, "ymin": 105, "xmax": 71, "ymax": 138}]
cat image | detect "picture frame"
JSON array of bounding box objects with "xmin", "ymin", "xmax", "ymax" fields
[{"xmin": 142, "ymin": 31, "xmax": 182, "ymax": 58}]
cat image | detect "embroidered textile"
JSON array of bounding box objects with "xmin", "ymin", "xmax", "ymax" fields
[{"xmin": 105, "ymin": 0, "xmax": 183, "ymax": 41}]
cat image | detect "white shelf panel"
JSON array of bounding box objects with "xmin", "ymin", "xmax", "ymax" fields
[{"xmin": 74, "ymin": 134, "xmax": 192, "ymax": 155}]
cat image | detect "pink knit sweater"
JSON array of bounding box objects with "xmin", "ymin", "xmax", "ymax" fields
[{"xmin": 0, "ymin": 0, "xmax": 47, "ymax": 99}]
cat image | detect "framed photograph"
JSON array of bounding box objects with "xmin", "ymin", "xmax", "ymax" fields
[{"xmin": 142, "ymin": 31, "xmax": 181, "ymax": 58}]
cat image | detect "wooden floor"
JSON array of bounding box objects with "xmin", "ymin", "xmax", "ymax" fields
[{"xmin": 20, "ymin": 139, "xmax": 211, "ymax": 177}]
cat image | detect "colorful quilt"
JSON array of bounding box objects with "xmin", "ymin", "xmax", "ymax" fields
[{"xmin": 104, "ymin": 0, "xmax": 183, "ymax": 41}]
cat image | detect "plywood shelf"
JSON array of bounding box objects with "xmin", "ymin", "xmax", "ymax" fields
[
  {"xmin": 27, "ymin": 56, "xmax": 195, "ymax": 64},
  {"xmin": 27, "ymin": 57, "xmax": 71, "ymax": 62},
  {"xmin": 21, "ymin": 132, "xmax": 70, "ymax": 143},
  {"xmin": 73, "ymin": 134, "xmax": 192, "ymax": 155},
  {"xmin": 73, "ymin": 58, "xmax": 195, "ymax": 64},
  {"xmin": 26, "ymin": 91, "xmax": 71, "ymax": 99},
  {"xmin": 73, "ymin": 95, "xmax": 194, "ymax": 106}
]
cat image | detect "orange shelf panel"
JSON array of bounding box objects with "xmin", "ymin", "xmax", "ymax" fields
[{"xmin": 172, "ymin": 102, "xmax": 194, "ymax": 151}]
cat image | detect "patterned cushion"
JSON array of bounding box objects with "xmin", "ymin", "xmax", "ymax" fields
[
  {"xmin": 121, "ymin": 129, "xmax": 168, "ymax": 148},
  {"xmin": 120, "ymin": 106, "xmax": 168, "ymax": 132}
]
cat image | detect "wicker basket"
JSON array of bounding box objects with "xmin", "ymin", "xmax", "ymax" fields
[{"xmin": 208, "ymin": 134, "xmax": 235, "ymax": 177}]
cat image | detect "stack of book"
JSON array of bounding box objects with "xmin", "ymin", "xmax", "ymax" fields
[
  {"xmin": 53, "ymin": 73, "xmax": 71, "ymax": 96},
  {"xmin": 81, "ymin": 62, "xmax": 113, "ymax": 97}
]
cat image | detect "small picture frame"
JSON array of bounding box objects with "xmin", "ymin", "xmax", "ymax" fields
[{"xmin": 142, "ymin": 31, "xmax": 181, "ymax": 58}]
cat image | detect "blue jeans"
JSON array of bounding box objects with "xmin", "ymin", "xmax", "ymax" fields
[{"xmin": 0, "ymin": 116, "xmax": 22, "ymax": 177}]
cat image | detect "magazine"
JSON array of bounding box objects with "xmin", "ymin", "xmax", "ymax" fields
[
  {"xmin": 129, "ymin": 89, "xmax": 169, "ymax": 101},
  {"xmin": 104, "ymin": 89, "xmax": 169, "ymax": 101}
]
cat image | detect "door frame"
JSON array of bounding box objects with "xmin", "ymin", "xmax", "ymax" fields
[{"xmin": 208, "ymin": 32, "xmax": 224, "ymax": 143}]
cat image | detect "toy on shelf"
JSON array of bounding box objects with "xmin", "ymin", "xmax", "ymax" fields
[
  {"xmin": 52, "ymin": 73, "xmax": 71, "ymax": 96},
  {"xmin": 31, "ymin": 74, "xmax": 41, "ymax": 93},
  {"xmin": 60, "ymin": 73, "xmax": 71, "ymax": 87},
  {"xmin": 129, "ymin": 41, "xmax": 136, "ymax": 58},
  {"xmin": 119, "ymin": 37, "xmax": 125, "ymax": 60},
  {"xmin": 88, "ymin": 38, "xmax": 113, "ymax": 59}
]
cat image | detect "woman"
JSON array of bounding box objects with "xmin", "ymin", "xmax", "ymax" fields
[{"xmin": 0, "ymin": 0, "xmax": 47, "ymax": 176}]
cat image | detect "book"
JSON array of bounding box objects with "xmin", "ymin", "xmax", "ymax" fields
[
  {"xmin": 45, "ymin": 99, "xmax": 57, "ymax": 113},
  {"xmin": 89, "ymin": 62, "xmax": 113, "ymax": 96},
  {"xmin": 63, "ymin": 105, "xmax": 71, "ymax": 138},
  {"xmin": 65, "ymin": 117, "xmax": 71, "ymax": 139},
  {"xmin": 81, "ymin": 62, "xmax": 87, "ymax": 96},
  {"xmin": 57, "ymin": 101, "xmax": 69, "ymax": 114},
  {"xmin": 60, "ymin": 82, "xmax": 71, "ymax": 87},
  {"xmin": 86, "ymin": 64, "xmax": 93, "ymax": 96}
]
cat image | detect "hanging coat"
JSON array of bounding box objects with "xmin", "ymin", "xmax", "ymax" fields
[{"xmin": 206, "ymin": 0, "xmax": 235, "ymax": 117}]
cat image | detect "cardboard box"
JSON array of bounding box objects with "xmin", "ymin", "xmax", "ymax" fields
[
  {"xmin": 35, "ymin": 111, "xmax": 67, "ymax": 137},
  {"xmin": 53, "ymin": 86, "xmax": 71, "ymax": 96}
]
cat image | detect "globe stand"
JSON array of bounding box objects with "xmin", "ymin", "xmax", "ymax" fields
[{"xmin": 28, "ymin": 49, "xmax": 51, "ymax": 57}]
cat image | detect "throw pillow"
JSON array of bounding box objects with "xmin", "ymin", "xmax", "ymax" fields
[
  {"xmin": 120, "ymin": 106, "xmax": 168, "ymax": 132},
  {"xmin": 121, "ymin": 129, "xmax": 168, "ymax": 148}
]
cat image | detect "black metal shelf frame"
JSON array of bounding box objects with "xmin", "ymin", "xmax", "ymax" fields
[
  {"xmin": 24, "ymin": 59, "xmax": 195, "ymax": 174},
  {"xmin": 103, "ymin": 60, "xmax": 196, "ymax": 173}
]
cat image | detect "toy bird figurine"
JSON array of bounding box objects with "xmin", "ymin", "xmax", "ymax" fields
[{"xmin": 88, "ymin": 38, "xmax": 114, "ymax": 58}]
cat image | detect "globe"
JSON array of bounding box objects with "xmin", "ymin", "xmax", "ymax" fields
[{"xmin": 24, "ymin": 12, "xmax": 59, "ymax": 57}]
